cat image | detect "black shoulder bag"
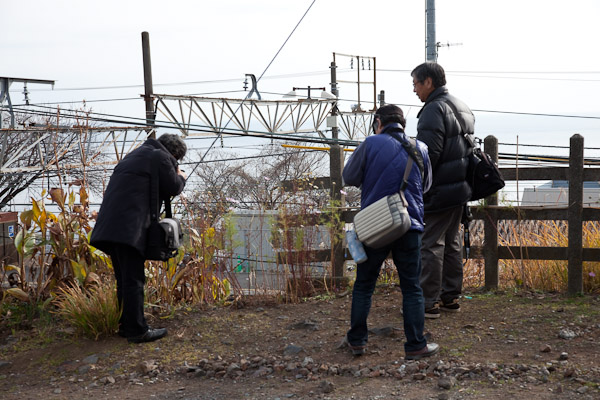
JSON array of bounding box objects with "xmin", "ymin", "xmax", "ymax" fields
[
  {"xmin": 145, "ymin": 150, "xmax": 183, "ymax": 261},
  {"xmin": 444, "ymin": 99, "xmax": 505, "ymax": 201}
]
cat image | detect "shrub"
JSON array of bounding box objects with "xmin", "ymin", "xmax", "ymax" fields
[{"xmin": 52, "ymin": 274, "xmax": 120, "ymax": 339}]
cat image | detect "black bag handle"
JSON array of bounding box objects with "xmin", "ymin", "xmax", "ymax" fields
[{"xmin": 149, "ymin": 149, "xmax": 173, "ymax": 222}]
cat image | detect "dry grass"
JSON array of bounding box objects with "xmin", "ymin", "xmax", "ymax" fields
[
  {"xmin": 52, "ymin": 277, "xmax": 120, "ymax": 339},
  {"xmin": 464, "ymin": 220, "xmax": 600, "ymax": 293}
]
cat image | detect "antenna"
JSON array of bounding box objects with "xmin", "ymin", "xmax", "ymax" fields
[
  {"xmin": 425, "ymin": 0, "xmax": 463, "ymax": 62},
  {"xmin": 437, "ymin": 41, "xmax": 463, "ymax": 50}
]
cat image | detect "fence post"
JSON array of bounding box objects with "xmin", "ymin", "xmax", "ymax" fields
[
  {"xmin": 484, "ymin": 135, "xmax": 499, "ymax": 289},
  {"xmin": 330, "ymin": 145, "xmax": 345, "ymax": 285},
  {"xmin": 568, "ymin": 134, "xmax": 584, "ymax": 295},
  {"xmin": 329, "ymin": 60, "xmax": 345, "ymax": 286}
]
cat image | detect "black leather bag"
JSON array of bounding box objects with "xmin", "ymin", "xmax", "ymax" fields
[{"xmin": 145, "ymin": 150, "xmax": 183, "ymax": 261}]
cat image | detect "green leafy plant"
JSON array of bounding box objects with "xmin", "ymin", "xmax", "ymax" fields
[{"xmin": 11, "ymin": 186, "xmax": 110, "ymax": 303}]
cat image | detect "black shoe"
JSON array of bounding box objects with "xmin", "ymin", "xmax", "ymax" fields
[
  {"xmin": 127, "ymin": 328, "xmax": 168, "ymax": 343},
  {"xmin": 424, "ymin": 303, "xmax": 441, "ymax": 319},
  {"xmin": 440, "ymin": 298, "xmax": 461, "ymax": 312},
  {"xmin": 405, "ymin": 343, "xmax": 440, "ymax": 360}
]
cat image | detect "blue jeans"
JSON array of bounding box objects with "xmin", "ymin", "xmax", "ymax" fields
[{"xmin": 347, "ymin": 230, "xmax": 427, "ymax": 352}]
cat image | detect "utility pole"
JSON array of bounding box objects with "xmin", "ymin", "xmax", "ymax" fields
[
  {"xmin": 1, "ymin": 77, "xmax": 55, "ymax": 167},
  {"xmin": 328, "ymin": 60, "xmax": 345, "ymax": 287},
  {"xmin": 425, "ymin": 0, "xmax": 437, "ymax": 62},
  {"xmin": 0, "ymin": 77, "xmax": 55, "ymax": 130},
  {"xmin": 141, "ymin": 31, "xmax": 156, "ymax": 138}
]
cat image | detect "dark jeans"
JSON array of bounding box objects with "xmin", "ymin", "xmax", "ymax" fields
[
  {"xmin": 108, "ymin": 244, "xmax": 148, "ymax": 337},
  {"xmin": 347, "ymin": 230, "xmax": 427, "ymax": 352}
]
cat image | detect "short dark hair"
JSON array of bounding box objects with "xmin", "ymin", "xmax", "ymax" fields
[
  {"xmin": 157, "ymin": 134, "xmax": 187, "ymax": 161},
  {"xmin": 375, "ymin": 104, "xmax": 406, "ymax": 129},
  {"xmin": 411, "ymin": 62, "xmax": 446, "ymax": 88}
]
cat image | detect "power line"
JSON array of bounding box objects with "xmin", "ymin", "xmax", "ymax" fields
[
  {"xmin": 13, "ymin": 69, "xmax": 342, "ymax": 93},
  {"xmin": 16, "ymin": 68, "xmax": 599, "ymax": 93},
  {"xmin": 187, "ymin": 0, "xmax": 318, "ymax": 180},
  {"xmin": 8, "ymin": 103, "xmax": 355, "ymax": 147}
]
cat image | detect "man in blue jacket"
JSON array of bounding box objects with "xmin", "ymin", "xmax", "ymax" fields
[
  {"xmin": 341, "ymin": 104, "xmax": 439, "ymax": 360},
  {"xmin": 412, "ymin": 62, "xmax": 474, "ymax": 318}
]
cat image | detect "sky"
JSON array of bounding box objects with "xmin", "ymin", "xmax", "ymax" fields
[{"xmin": 3, "ymin": 0, "xmax": 600, "ymax": 165}]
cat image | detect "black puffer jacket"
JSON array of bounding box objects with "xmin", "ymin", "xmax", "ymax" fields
[
  {"xmin": 416, "ymin": 86, "xmax": 474, "ymax": 212},
  {"xmin": 90, "ymin": 139, "xmax": 186, "ymax": 256}
]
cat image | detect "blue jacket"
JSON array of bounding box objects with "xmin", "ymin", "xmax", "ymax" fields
[{"xmin": 343, "ymin": 123, "xmax": 432, "ymax": 232}]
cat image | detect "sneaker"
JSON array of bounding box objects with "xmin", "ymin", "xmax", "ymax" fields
[
  {"xmin": 338, "ymin": 336, "xmax": 366, "ymax": 356},
  {"xmin": 405, "ymin": 343, "xmax": 440, "ymax": 360},
  {"xmin": 424, "ymin": 303, "xmax": 441, "ymax": 319},
  {"xmin": 440, "ymin": 298, "xmax": 461, "ymax": 312}
]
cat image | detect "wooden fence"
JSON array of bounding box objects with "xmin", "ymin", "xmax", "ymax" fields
[
  {"xmin": 467, "ymin": 134, "xmax": 600, "ymax": 294},
  {"xmin": 280, "ymin": 134, "xmax": 600, "ymax": 294}
]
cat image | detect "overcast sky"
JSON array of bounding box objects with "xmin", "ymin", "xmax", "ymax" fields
[{"xmin": 3, "ymin": 0, "xmax": 600, "ymax": 149}]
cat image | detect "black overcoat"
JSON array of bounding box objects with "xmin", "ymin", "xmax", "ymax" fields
[{"xmin": 90, "ymin": 139, "xmax": 186, "ymax": 256}]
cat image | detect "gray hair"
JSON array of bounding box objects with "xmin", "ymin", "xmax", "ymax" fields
[{"xmin": 157, "ymin": 134, "xmax": 187, "ymax": 161}]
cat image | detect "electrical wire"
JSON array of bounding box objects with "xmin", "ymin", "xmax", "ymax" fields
[
  {"xmin": 182, "ymin": 0, "xmax": 318, "ymax": 180},
  {"xmin": 7, "ymin": 103, "xmax": 357, "ymax": 147},
  {"xmin": 17, "ymin": 69, "xmax": 344, "ymax": 93}
]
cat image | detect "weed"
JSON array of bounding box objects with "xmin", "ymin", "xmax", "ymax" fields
[{"xmin": 52, "ymin": 277, "xmax": 120, "ymax": 340}]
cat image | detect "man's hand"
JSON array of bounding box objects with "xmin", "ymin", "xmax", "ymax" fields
[{"xmin": 177, "ymin": 167, "xmax": 187, "ymax": 180}]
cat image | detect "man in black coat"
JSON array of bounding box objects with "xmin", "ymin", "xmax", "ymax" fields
[
  {"xmin": 91, "ymin": 134, "xmax": 187, "ymax": 343},
  {"xmin": 411, "ymin": 62, "xmax": 474, "ymax": 319}
]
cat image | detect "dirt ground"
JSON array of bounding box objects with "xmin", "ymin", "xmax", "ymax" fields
[{"xmin": 1, "ymin": 286, "xmax": 599, "ymax": 400}]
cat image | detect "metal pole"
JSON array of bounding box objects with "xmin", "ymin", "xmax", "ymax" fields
[
  {"xmin": 426, "ymin": 0, "xmax": 437, "ymax": 62},
  {"xmin": 372, "ymin": 57, "xmax": 377, "ymax": 111},
  {"xmin": 329, "ymin": 60, "xmax": 345, "ymax": 286},
  {"xmin": 142, "ymin": 31, "xmax": 156, "ymax": 138},
  {"xmin": 356, "ymin": 56, "xmax": 361, "ymax": 111}
]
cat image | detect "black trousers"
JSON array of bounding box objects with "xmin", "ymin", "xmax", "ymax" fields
[{"xmin": 108, "ymin": 244, "xmax": 148, "ymax": 337}]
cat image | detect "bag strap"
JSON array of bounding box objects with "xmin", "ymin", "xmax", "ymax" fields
[
  {"xmin": 442, "ymin": 98, "xmax": 476, "ymax": 149},
  {"xmin": 149, "ymin": 150, "xmax": 173, "ymax": 221},
  {"xmin": 389, "ymin": 133, "xmax": 424, "ymax": 184},
  {"xmin": 387, "ymin": 134, "xmax": 415, "ymax": 192},
  {"xmin": 399, "ymin": 157, "xmax": 414, "ymax": 192}
]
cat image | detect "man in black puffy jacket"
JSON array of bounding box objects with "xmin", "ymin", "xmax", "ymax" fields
[
  {"xmin": 91, "ymin": 134, "xmax": 187, "ymax": 342},
  {"xmin": 411, "ymin": 62, "xmax": 473, "ymax": 318}
]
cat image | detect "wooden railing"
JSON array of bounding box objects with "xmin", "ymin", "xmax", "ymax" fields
[{"xmin": 278, "ymin": 134, "xmax": 600, "ymax": 294}]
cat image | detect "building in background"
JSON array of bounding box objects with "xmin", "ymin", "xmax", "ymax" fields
[{"xmin": 521, "ymin": 181, "xmax": 600, "ymax": 207}]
